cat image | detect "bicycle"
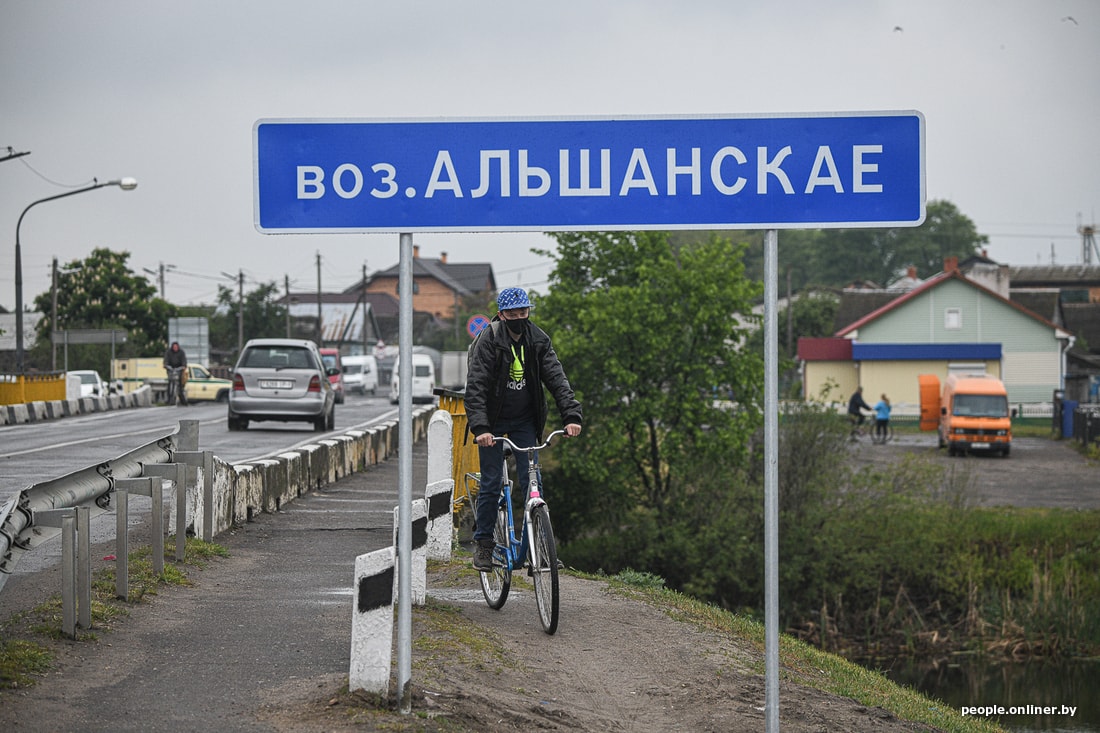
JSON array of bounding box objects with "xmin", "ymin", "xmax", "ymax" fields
[
  {"xmin": 848, "ymin": 414, "xmax": 869, "ymax": 442},
  {"xmin": 165, "ymin": 366, "xmax": 188, "ymax": 406},
  {"xmin": 871, "ymin": 422, "xmax": 894, "ymax": 444},
  {"xmin": 478, "ymin": 429, "xmax": 565, "ymax": 635}
]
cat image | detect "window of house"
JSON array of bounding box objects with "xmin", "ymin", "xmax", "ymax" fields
[{"xmin": 944, "ymin": 307, "xmax": 962, "ymax": 330}]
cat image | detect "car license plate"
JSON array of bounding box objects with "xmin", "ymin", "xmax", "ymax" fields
[
  {"xmin": 260, "ymin": 379, "xmax": 293, "ymax": 390},
  {"xmin": 971, "ymin": 443, "xmax": 989, "ymax": 449}
]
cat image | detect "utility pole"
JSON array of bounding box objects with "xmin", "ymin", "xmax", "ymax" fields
[
  {"xmin": 51, "ymin": 258, "xmax": 59, "ymax": 371},
  {"xmin": 315, "ymin": 251, "xmax": 323, "ymax": 347},
  {"xmin": 1081, "ymin": 221, "xmax": 1098, "ymax": 265},
  {"xmin": 285, "ymin": 275, "xmax": 291, "ymax": 337},
  {"xmin": 237, "ymin": 270, "xmax": 245, "ymax": 355},
  {"xmin": 367, "ymin": 260, "xmax": 376, "ymax": 354},
  {"xmin": 786, "ymin": 267, "xmax": 793, "ymax": 359}
]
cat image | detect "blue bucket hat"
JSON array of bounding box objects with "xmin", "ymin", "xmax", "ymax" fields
[{"xmin": 497, "ymin": 287, "xmax": 534, "ymax": 311}]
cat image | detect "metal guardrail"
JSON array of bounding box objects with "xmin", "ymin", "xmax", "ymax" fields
[{"xmin": 0, "ymin": 424, "xmax": 181, "ymax": 594}]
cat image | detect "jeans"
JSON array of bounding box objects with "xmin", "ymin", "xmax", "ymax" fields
[{"xmin": 473, "ymin": 417, "xmax": 540, "ymax": 543}]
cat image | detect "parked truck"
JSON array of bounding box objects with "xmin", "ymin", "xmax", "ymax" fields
[
  {"xmin": 111, "ymin": 358, "xmax": 232, "ymax": 403},
  {"xmin": 919, "ymin": 372, "xmax": 1012, "ymax": 457}
]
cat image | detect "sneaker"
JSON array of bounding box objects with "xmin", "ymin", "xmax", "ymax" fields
[{"xmin": 473, "ymin": 543, "xmax": 494, "ymax": 571}]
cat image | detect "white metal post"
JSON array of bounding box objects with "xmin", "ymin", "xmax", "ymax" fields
[
  {"xmin": 764, "ymin": 229, "xmax": 780, "ymax": 732},
  {"xmin": 396, "ymin": 233, "xmax": 414, "ymax": 712}
]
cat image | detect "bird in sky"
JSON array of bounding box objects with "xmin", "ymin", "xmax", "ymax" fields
[
  {"xmin": 1061, "ymin": 16, "xmax": 1077, "ymax": 25},
  {"xmin": 893, "ymin": 25, "xmax": 903, "ymax": 32}
]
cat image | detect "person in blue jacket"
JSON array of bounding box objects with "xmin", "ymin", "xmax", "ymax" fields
[{"xmin": 873, "ymin": 394, "xmax": 891, "ymax": 442}]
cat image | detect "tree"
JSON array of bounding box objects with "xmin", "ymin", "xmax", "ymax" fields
[
  {"xmin": 30, "ymin": 248, "xmax": 176, "ymax": 373},
  {"xmin": 534, "ymin": 232, "xmax": 765, "ymax": 584},
  {"xmin": 713, "ymin": 198, "xmax": 988, "ymax": 290},
  {"xmin": 809, "ymin": 199, "xmax": 988, "ymax": 286},
  {"xmin": 209, "ymin": 282, "xmax": 287, "ymax": 364}
]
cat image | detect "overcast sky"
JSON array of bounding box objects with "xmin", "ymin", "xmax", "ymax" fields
[{"xmin": 3, "ymin": 0, "xmax": 1098, "ymax": 311}]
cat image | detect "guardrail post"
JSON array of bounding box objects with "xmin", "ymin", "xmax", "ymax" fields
[
  {"xmin": 178, "ymin": 419, "xmax": 200, "ymax": 451},
  {"xmin": 142, "ymin": 462, "xmax": 189, "ymax": 561},
  {"xmin": 76, "ymin": 506, "xmax": 90, "ymax": 630},
  {"xmin": 115, "ymin": 489, "xmax": 129, "ymax": 599},
  {"xmin": 33, "ymin": 507, "xmax": 91, "ymax": 638},
  {"xmin": 63, "ymin": 512, "xmax": 76, "ymax": 637},
  {"xmin": 113, "ymin": 476, "xmax": 166, "ymax": 599}
]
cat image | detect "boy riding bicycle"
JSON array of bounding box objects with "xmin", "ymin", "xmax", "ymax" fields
[{"xmin": 464, "ymin": 288, "xmax": 582, "ymax": 571}]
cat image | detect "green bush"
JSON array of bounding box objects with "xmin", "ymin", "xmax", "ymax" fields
[{"xmin": 557, "ymin": 402, "xmax": 1100, "ymax": 657}]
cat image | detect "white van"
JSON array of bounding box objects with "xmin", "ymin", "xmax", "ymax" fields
[
  {"xmin": 342, "ymin": 355, "xmax": 379, "ymax": 395},
  {"xmin": 390, "ymin": 354, "xmax": 436, "ymax": 404}
]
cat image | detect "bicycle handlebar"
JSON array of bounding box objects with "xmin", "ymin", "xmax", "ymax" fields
[{"xmin": 492, "ymin": 429, "xmax": 568, "ymax": 453}]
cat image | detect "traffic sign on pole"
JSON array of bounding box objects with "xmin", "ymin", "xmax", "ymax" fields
[{"xmin": 255, "ymin": 111, "xmax": 926, "ymax": 733}]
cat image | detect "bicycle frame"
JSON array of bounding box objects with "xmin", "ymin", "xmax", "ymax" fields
[{"xmin": 491, "ymin": 430, "xmax": 562, "ymax": 574}]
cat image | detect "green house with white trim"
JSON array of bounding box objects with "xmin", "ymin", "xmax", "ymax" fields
[{"xmin": 799, "ymin": 262, "xmax": 1075, "ymax": 412}]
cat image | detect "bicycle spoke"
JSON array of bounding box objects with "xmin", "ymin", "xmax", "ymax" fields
[
  {"xmin": 479, "ymin": 505, "xmax": 511, "ymax": 609},
  {"xmin": 529, "ymin": 504, "xmax": 559, "ymax": 634}
]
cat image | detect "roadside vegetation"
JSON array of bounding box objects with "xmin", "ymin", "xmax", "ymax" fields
[
  {"xmin": 535, "ymin": 231, "xmax": 1100, "ymax": 665},
  {"xmin": 603, "ymin": 570, "xmax": 1004, "ymax": 733},
  {"xmin": 0, "ymin": 538, "xmax": 228, "ymax": 689}
]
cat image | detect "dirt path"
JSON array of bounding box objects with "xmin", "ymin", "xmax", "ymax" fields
[{"xmin": 268, "ymin": 566, "xmax": 939, "ymax": 732}]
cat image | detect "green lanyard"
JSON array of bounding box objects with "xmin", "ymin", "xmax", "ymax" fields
[{"xmin": 509, "ymin": 344, "xmax": 525, "ymax": 381}]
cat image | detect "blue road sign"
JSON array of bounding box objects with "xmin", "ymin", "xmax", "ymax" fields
[{"xmin": 254, "ymin": 112, "xmax": 924, "ymax": 233}]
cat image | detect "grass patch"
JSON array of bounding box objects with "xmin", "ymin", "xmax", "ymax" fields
[
  {"xmin": 0, "ymin": 537, "xmax": 229, "ymax": 689},
  {"xmin": 605, "ymin": 575, "xmax": 1005, "ymax": 733},
  {"xmin": 0, "ymin": 639, "xmax": 51, "ymax": 689}
]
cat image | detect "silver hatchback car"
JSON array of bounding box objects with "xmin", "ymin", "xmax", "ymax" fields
[{"xmin": 227, "ymin": 338, "xmax": 337, "ymax": 432}]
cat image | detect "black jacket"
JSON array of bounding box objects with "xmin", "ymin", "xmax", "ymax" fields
[
  {"xmin": 847, "ymin": 390, "xmax": 871, "ymax": 415},
  {"xmin": 163, "ymin": 346, "xmax": 187, "ymax": 369},
  {"xmin": 465, "ymin": 318, "xmax": 582, "ymax": 439}
]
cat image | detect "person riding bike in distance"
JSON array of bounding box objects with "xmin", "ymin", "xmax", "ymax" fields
[
  {"xmin": 464, "ymin": 287, "xmax": 582, "ymax": 571},
  {"xmin": 163, "ymin": 340, "xmax": 189, "ymax": 406},
  {"xmin": 847, "ymin": 385, "xmax": 872, "ymax": 434}
]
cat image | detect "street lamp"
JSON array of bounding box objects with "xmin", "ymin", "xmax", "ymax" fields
[{"xmin": 14, "ymin": 177, "xmax": 138, "ymax": 373}]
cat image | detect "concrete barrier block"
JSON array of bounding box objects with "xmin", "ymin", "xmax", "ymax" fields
[
  {"xmin": 295, "ymin": 443, "xmax": 324, "ymax": 492},
  {"xmin": 318, "ymin": 438, "xmax": 342, "ymax": 484},
  {"xmin": 208, "ymin": 455, "xmax": 235, "ymax": 536},
  {"xmin": 232, "ymin": 465, "xmax": 263, "ymax": 523},
  {"xmin": 349, "ymin": 547, "xmax": 395, "ymax": 695},
  {"xmin": 427, "ymin": 410, "xmax": 453, "ymax": 486},
  {"xmin": 425, "ymin": 478, "xmax": 454, "ymax": 561},
  {"xmin": 334, "ymin": 434, "xmax": 357, "ymax": 478},
  {"xmin": 393, "ymin": 498, "xmax": 427, "ymax": 606},
  {"xmin": 344, "ymin": 430, "xmax": 368, "ymax": 473},
  {"xmin": 244, "ymin": 460, "xmax": 280, "ymax": 513},
  {"xmin": 9, "ymin": 403, "xmax": 30, "ymax": 424},
  {"xmin": 278, "ymin": 451, "xmax": 307, "ymax": 500}
]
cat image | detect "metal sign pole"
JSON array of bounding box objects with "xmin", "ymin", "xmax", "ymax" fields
[
  {"xmin": 396, "ymin": 233, "xmax": 414, "ymax": 712},
  {"xmin": 764, "ymin": 229, "xmax": 780, "ymax": 732}
]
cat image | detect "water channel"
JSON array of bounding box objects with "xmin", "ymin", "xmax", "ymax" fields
[{"xmin": 875, "ymin": 656, "xmax": 1100, "ymax": 732}]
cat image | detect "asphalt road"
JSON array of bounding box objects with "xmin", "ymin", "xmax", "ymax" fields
[
  {"xmin": 0, "ymin": 391, "xmax": 402, "ymax": 504},
  {"xmin": 851, "ymin": 431, "xmax": 1100, "ymax": 509}
]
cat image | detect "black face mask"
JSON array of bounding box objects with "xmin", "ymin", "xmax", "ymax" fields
[{"xmin": 505, "ymin": 317, "xmax": 527, "ymax": 335}]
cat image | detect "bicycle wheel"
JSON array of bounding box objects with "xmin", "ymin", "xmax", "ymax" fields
[
  {"xmin": 529, "ymin": 504, "xmax": 559, "ymax": 634},
  {"xmin": 479, "ymin": 505, "xmax": 511, "ymax": 609}
]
